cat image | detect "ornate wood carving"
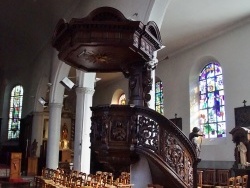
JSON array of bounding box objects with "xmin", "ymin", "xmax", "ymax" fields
[
  {"xmin": 52, "ymin": 6, "xmax": 197, "ymax": 188},
  {"xmin": 90, "ymin": 105, "xmax": 197, "ymax": 187},
  {"xmin": 90, "ymin": 105, "xmax": 138, "ymax": 177},
  {"xmin": 137, "ymin": 115, "xmax": 159, "ymax": 150},
  {"xmin": 52, "ymin": 7, "xmax": 162, "ymax": 107},
  {"xmin": 52, "ymin": 7, "xmax": 162, "ymax": 73},
  {"xmin": 136, "ymin": 115, "xmax": 194, "ymax": 187}
]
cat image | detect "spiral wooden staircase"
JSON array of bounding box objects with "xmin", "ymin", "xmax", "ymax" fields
[{"xmin": 52, "ymin": 6, "xmax": 199, "ymax": 188}]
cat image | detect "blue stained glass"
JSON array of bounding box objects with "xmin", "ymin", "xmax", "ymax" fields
[
  {"xmin": 155, "ymin": 82, "xmax": 162, "ymax": 93},
  {"xmin": 199, "ymin": 72, "xmax": 206, "ymax": 80},
  {"xmin": 214, "ymin": 64, "xmax": 222, "ymax": 75},
  {"xmin": 199, "ymin": 109, "xmax": 207, "ymax": 124},
  {"xmin": 217, "ymin": 106, "xmax": 226, "ymax": 121},
  {"xmin": 199, "ymin": 62, "xmax": 226, "ymax": 138},
  {"xmin": 217, "ymin": 122, "xmax": 226, "ymax": 137},
  {"xmin": 206, "ymin": 65, "xmax": 215, "ymax": 78},
  {"xmin": 207, "ymin": 78, "xmax": 215, "ymax": 92},
  {"xmin": 155, "ymin": 81, "xmax": 164, "ymax": 115},
  {"xmin": 200, "ymin": 94, "xmax": 207, "ymax": 109},
  {"xmin": 209, "ymin": 123, "xmax": 217, "ymax": 138},
  {"xmin": 208, "ymin": 108, "xmax": 216, "ymax": 122},
  {"xmin": 215, "ymin": 75, "xmax": 223, "ymax": 90},
  {"xmin": 199, "ymin": 80, "xmax": 207, "ymax": 94},
  {"xmin": 8, "ymin": 85, "xmax": 23, "ymax": 140},
  {"xmin": 207, "ymin": 93, "xmax": 214, "ymax": 108}
]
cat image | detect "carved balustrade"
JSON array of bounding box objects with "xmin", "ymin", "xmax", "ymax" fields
[{"xmin": 90, "ymin": 105, "xmax": 198, "ymax": 187}]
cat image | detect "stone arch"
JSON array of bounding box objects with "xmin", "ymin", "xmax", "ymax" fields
[{"xmin": 50, "ymin": 61, "xmax": 71, "ymax": 104}]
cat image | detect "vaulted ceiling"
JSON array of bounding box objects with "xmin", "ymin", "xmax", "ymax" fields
[{"xmin": 1, "ymin": 0, "xmax": 250, "ymax": 82}]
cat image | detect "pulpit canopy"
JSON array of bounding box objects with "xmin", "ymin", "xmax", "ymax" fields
[{"xmin": 52, "ymin": 6, "xmax": 163, "ymax": 73}]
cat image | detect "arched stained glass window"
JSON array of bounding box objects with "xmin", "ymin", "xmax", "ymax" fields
[
  {"xmin": 8, "ymin": 85, "xmax": 23, "ymax": 139},
  {"xmin": 155, "ymin": 81, "xmax": 164, "ymax": 114},
  {"xmin": 118, "ymin": 93, "xmax": 126, "ymax": 105},
  {"xmin": 199, "ymin": 62, "xmax": 226, "ymax": 138}
]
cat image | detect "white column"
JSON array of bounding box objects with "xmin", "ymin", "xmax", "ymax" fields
[
  {"xmin": 148, "ymin": 69, "xmax": 156, "ymax": 110},
  {"xmin": 31, "ymin": 112, "xmax": 44, "ymax": 157},
  {"xmin": 130, "ymin": 155, "xmax": 152, "ymax": 188},
  {"xmin": 148, "ymin": 51, "xmax": 158, "ymax": 110},
  {"xmin": 46, "ymin": 103, "xmax": 63, "ymax": 169},
  {"xmin": 73, "ymin": 87, "xmax": 95, "ymax": 173}
]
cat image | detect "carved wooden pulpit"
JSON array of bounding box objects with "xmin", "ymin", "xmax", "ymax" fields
[
  {"xmin": 52, "ymin": 6, "xmax": 163, "ymax": 176},
  {"xmin": 52, "ymin": 7, "xmax": 199, "ymax": 187}
]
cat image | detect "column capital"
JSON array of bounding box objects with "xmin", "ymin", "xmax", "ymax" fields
[{"xmin": 76, "ymin": 87, "xmax": 95, "ymax": 95}]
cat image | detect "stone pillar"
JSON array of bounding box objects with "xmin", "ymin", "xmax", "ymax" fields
[
  {"xmin": 73, "ymin": 71, "xmax": 96, "ymax": 173},
  {"xmin": 46, "ymin": 103, "xmax": 63, "ymax": 169},
  {"xmin": 31, "ymin": 112, "xmax": 44, "ymax": 157},
  {"xmin": 148, "ymin": 51, "xmax": 158, "ymax": 110},
  {"xmin": 148, "ymin": 69, "xmax": 155, "ymax": 110},
  {"xmin": 130, "ymin": 155, "xmax": 152, "ymax": 188},
  {"xmin": 73, "ymin": 87, "xmax": 95, "ymax": 173}
]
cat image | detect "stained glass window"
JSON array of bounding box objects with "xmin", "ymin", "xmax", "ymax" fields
[
  {"xmin": 199, "ymin": 62, "xmax": 226, "ymax": 138},
  {"xmin": 8, "ymin": 85, "xmax": 23, "ymax": 139},
  {"xmin": 118, "ymin": 93, "xmax": 126, "ymax": 105},
  {"xmin": 155, "ymin": 81, "xmax": 164, "ymax": 114}
]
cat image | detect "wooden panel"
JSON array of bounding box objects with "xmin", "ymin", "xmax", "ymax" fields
[
  {"xmin": 170, "ymin": 117, "xmax": 182, "ymax": 130},
  {"xmin": 27, "ymin": 157, "xmax": 38, "ymax": 176},
  {"xmin": 61, "ymin": 149, "xmax": 72, "ymax": 162},
  {"xmin": 235, "ymin": 106, "xmax": 250, "ymax": 127},
  {"xmin": 19, "ymin": 114, "xmax": 33, "ymax": 174},
  {"xmin": 10, "ymin": 152, "xmax": 22, "ymax": 180}
]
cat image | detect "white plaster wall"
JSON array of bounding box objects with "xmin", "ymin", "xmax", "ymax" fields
[{"xmin": 93, "ymin": 78, "xmax": 128, "ymax": 106}]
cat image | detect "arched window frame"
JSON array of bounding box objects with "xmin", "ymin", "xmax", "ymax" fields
[
  {"xmin": 118, "ymin": 93, "xmax": 126, "ymax": 105},
  {"xmin": 8, "ymin": 85, "xmax": 24, "ymax": 140},
  {"xmin": 199, "ymin": 62, "xmax": 226, "ymax": 138}
]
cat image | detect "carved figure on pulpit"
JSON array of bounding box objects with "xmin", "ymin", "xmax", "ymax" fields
[{"xmin": 237, "ymin": 142, "xmax": 250, "ymax": 167}]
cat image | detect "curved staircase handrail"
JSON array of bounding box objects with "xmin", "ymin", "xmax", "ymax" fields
[
  {"xmin": 133, "ymin": 105, "xmax": 197, "ymax": 158},
  {"xmin": 132, "ymin": 105, "xmax": 197, "ymax": 187},
  {"xmin": 90, "ymin": 104, "xmax": 198, "ymax": 187}
]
